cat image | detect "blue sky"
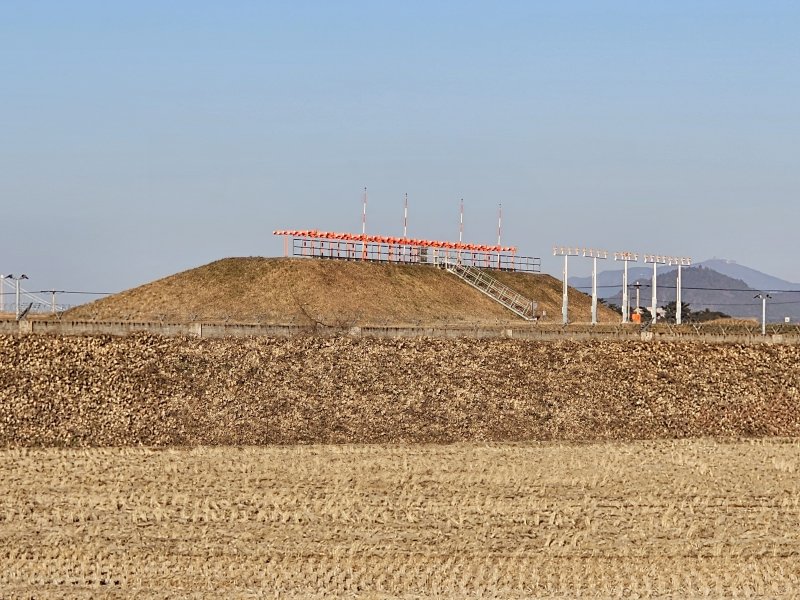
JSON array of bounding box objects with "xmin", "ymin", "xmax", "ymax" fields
[{"xmin": 2, "ymin": 1, "xmax": 799, "ymax": 302}]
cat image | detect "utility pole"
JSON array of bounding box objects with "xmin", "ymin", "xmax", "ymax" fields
[
  {"xmin": 755, "ymin": 293, "xmax": 772, "ymax": 335},
  {"xmin": 583, "ymin": 248, "xmax": 608, "ymax": 325},
  {"xmin": 614, "ymin": 252, "xmax": 638, "ymax": 323},
  {"xmin": 666, "ymin": 256, "xmax": 692, "ymax": 324},
  {"xmin": 553, "ymin": 246, "xmax": 580, "ymax": 325},
  {"xmin": 644, "ymin": 255, "xmax": 667, "ymax": 324},
  {"xmin": 44, "ymin": 290, "xmax": 65, "ymax": 314},
  {"xmin": 634, "ymin": 281, "xmax": 641, "ymax": 317}
]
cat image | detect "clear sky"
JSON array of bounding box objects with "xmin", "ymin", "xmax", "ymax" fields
[{"xmin": 2, "ymin": 1, "xmax": 799, "ymax": 303}]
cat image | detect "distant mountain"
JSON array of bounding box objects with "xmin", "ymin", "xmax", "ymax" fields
[
  {"xmin": 569, "ymin": 266, "xmax": 662, "ymax": 292},
  {"xmin": 696, "ymin": 259, "xmax": 799, "ymax": 292},
  {"xmin": 595, "ymin": 265, "xmax": 800, "ymax": 322},
  {"xmin": 569, "ymin": 258, "xmax": 800, "ymax": 294}
]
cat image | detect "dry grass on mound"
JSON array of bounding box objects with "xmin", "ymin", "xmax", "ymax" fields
[
  {"xmin": 2, "ymin": 441, "xmax": 799, "ymax": 597},
  {"xmin": 64, "ymin": 257, "xmax": 617, "ymax": 325}
]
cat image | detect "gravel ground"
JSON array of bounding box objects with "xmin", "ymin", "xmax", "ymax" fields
[{"xmin": 1, "ymin": 334, "xmax": 799, "ymax": 446}]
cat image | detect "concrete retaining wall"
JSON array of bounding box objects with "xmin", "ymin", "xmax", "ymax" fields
[{"xmin": 0, "ymin": 318, "xmax": 797, "ymax": 345}]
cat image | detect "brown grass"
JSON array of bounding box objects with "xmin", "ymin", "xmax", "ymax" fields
[
  {"xmin": 1, "ymin": 440, "xmax": 799, "ymax": 597},
  {"xmin": 63, "ymin": 257, "xmax": 619, "ymax": 325},
  {"xmin": 3, "ymin": 335, "xmax": 800, "ymax": 447}
]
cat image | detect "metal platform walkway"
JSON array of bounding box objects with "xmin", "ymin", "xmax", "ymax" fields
[{"xmin": 440, "ymin": 255, "xmax": 538, "ymax": 321}]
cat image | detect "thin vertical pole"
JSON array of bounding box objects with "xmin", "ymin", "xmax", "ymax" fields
[
  {"xmin": 361, "ymin": 187, "xmax": 367, "ymax": 260},
  {"xmin": 651, "ymin": 262, "xmax": 658, "ymax": 324},
  {"xmin": 591, "ymin": 256, "xmax": 598, "ymax": 325},
  {"xmin": 676, "ymin": 265, "xmax": 682, "ymax": 325},
  {"xmin": 562, "ymin": 255, "xmax": 569, "ymax": 325},
  {"xmin": 403, "ymin": 193, "xmax": 408, "ymax": 239},
  {"xmin": 636, "ymin": 284, "xmax": 640, "ymax": 315},
  {"xmin": 458, "ymin": 199, "xmax": 464, "ymax": 263},
  {"xmin": 51, "ymin": 291, "xmax": 56, "ymax": 314},
  {"xmin": 459, "ymin": 199, "xmax": 464, "ymax": 243},
  {"xmin": 622, "ymin": 260, "xmax": 629, "ymax": 324},
  {"xmin": 497, "ymin": 203, "xmax": 502, "ymax": 246},
  {"xmin": 762, "ymin": 296, "xmax": 767, "ymax": 335},
  {"xmin": 15, "ymin": 280, "xmax": 21, "ymax": 320},
  {"xmin": 497, "ymin": 203, "xmax": 502, "ymax": 269}
]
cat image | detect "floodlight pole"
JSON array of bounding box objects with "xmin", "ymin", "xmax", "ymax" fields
[
  {"xmin": 755, "ymin": 293, "xmax": 772, "ymax": 335},
  {"xmin": 614, "ymin": 252, "xmax": 639, "ymax": 324},
  {"xmin": 6, "ymin": 274, "xmax": 29, "ymax": 320},
  {"xmin": 667, "ymin": 257, "xmax": 692, "ymax": 324},
  {"xmin": 644, "ymin": 255, "xmax": 667, "ymax": 324},
  {"xmin": 554, "ymin": 246, "xmax": 580, "ymax": 325},
  {"xmin": 583, "ymin": 248, "xmax": 608, "ymax": 325}
]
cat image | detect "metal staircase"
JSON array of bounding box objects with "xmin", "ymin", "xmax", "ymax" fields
[{"xmin": 440, "ymin": 255, "xmax": 538, "ymax": 321}]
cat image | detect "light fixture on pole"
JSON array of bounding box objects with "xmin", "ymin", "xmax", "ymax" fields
[
  {"xmin": 754, "ymin": 293, "xmax": 772, "ymax": 335},
  {"xmin": 614, "ymin": 251, "xmax": 639, "ymax": 324},
  {"xmin": 644, "ymin": 255, "xmax": 668, "ymax": 324},
  {"xmin": 583, "ymin": 248, "xmax": 608, "ymax": 325},
  {"xmin": 4, "ymin": 274, "xmax": 29, "ymax": 320},
  {"xmin": 553, "ymin": 246, "xmax": 580, "ymax": 325},
  {"xmin": 666, "ymin": 256, "xmax": 692, "ymax": 324}
]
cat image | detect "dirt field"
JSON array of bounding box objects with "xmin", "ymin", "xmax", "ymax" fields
[
  {"xmin": 1, "ymin": 440, "xmax": 798, "ymax": 598},
  {"xmin": 63, "ymin": 257, "xmax": 618, "ymax": 325},
  {"xmin": 2, "ymin": 335, "xmax": 799, "ymax": 446}
]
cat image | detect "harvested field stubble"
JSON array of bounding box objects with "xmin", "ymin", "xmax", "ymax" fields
[
  {"xmin": 1, "ymin": 441, "xmax": 799, "ymax": 597},
  {"xmin": 1, "ymin": 335, "xmax": 800, "ymax": 446}
]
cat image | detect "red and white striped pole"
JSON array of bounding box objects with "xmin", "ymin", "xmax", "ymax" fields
[
  {"xmin": 403, "ymin": 193, "xmax": 408, "ymax": 238},
  {"xmin": 497, "ymin": 203, "xmax": 502, "ymax": 246},
  {"xmin": 458, "ymin": 198, "xmax": 464, "ymax": 263},
  {"xmin": 459, "ymin": 199, "xmax": 464, "ymax": 244},
  {"xmin": 497, "ymin": 203, "xmax": 502, "ymax": 268},
  {"xmin": 361, "ymin": 187, "xmax": 367, "ymax": 260}
]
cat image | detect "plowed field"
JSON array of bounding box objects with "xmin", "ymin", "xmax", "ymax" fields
[{"xmin": 2, "ymin": 441, "xmax": 799, "ymax": 598}]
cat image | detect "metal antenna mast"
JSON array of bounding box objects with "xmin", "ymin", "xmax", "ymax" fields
[
  {"xmin": 583, "ymin": 248, "xmax": 608, "ymax": 325},
  {"xmin": 614, "ymin": 252, "xmax": 638, "ymax": 324},
  {"xmin": 403, "ymin": 193, "xmax": 408, "ymax": 238},
  {"xmin": 644, "ymin": 255, "xmax": 668, "ymax": 324},
  {"xmin": 553, "ymin": 246, "xmax": 580, "ymax": 325},
  {"xmin": 361, "ymin": 187, "xmax": 367, "ymax": 259},
  {"xmin": 497, "ymin": 203, "xmax": 502, "ymax": 246}
]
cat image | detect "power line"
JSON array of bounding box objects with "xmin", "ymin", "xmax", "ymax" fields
[
  {"xmin": 576, "ymin": 283, "xmax": 800, "ymax": 293},
  {"xmin": 35, "ymin": 290, "xmax": 112, "ymax": 295}
]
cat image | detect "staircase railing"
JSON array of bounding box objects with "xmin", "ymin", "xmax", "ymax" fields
[{"xmin": 440, "ymin": 254, "xmax": 537, "ymax": 321}]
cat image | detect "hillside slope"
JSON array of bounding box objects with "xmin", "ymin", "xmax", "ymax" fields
[{"xmin": 65, "ymin": 257, "xmax": 619, "ymax": 325}]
